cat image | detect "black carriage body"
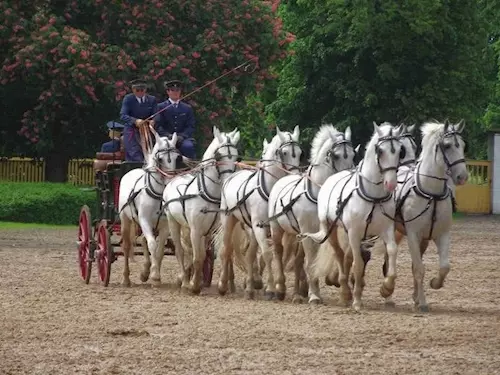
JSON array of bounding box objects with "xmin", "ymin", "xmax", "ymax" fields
[{"xmin": 94, "ymin": 162, "xmax": 143, "ymax": 224}]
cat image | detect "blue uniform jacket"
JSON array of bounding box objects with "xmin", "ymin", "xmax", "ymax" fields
[
  {"xmin": 119, "ymin": 93, "xmax": 157, "ymax": 127},
  {"xmin": 154, "ymin": 100, "xmax": 195, "ymax": 139},
  {"xmin": 101, "ymin": 139, "xmax": 121, "ymax": 153}
]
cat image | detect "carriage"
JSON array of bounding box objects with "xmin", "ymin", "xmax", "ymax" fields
[{"xmin": 76, "ymin": 150, "xmax": 215, "ymax": 288}]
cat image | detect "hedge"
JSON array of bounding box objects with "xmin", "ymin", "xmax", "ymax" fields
[{"xmin": 0, "ymin": 182, "xmax": 97, "ymax": 225}]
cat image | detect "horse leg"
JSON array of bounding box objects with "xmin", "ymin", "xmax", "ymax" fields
[
  {"xmin": 298, "ymin": 244, "xmax": 309, "ymax": 298},
  {"xmin": 120, "ymin": 215, "xmax": 132, "ymax": 287},
  {"xmin": 407, "ymin": 232, "xmax": 428, "ymax": 312},
  {"xmin": 292, "ymin": 244, "xmax": 306, "ymax": 304},
  {"xmin": 379, "ymin": 224, "xmax": 399, "ymax": 300},
  {"xmin": 228, "ymin": 260, "xmax": 236, "ymax": 293},
  {"xmin": 302, "ymin": 238, "xmax": 322, "ymax": 304},
  {"xmin": 254, "ymin": 225, "xmax": 275, "ymax": 300},
  {"xmin": 271, "ymin": 224, "xmax": 286, "ymax": 301},
  {"xmin": 188, "ymin": 229, "xmax": 205, "ymax": 295},
  {"xmin": 154, "ymin": 220, "xmax": 169, "ymax": 285},
  {"xmin": 139, "ymin": 235, "xmax": 151, "ymax": 283},
  {"xmin": 168, "ymin": 216, "xmax": 189, "ymax": 290},
  {"xmin": 430, "ymin": 232, "xmax": 451, "ymax": 289},
  {"xmin": 330, "ymin": 227, "xmax": 352, "ymax": 305},
  {"xmin": 412, "ymin": 239, "xmax": 429, "ymax": 303},
  {"xmin": 218, "ymin": 214, "xmax": 237, "ymax": 295},
  {"xmin": 139, "ymin": 216, "xmax": 160, "ymax": 287}
]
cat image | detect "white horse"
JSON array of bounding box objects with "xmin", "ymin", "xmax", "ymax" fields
[
  {"xmin": 326, "ymin": 123, "xmax": 419, "ymax": 289},
  {"xmin": 268, "ymin": 124, "xmax": 355, "ymax": 304},
  {"xmin": 215, "ymin": 126, "xmax": 302, "ymax": 299},
  {"xmin": 118, "ymin": 131, "xmax": 185, "ymax": 287},
  {"xmin": 164, "ymin": 126, "xmax": 241, "ymax": 294},
  {"xmin": 370, "ymin": 120, "xmax": 468, "ymax": 312},
  {"xmin": 302, "ymin": 122, "xmax": 405, "ymax": 311}
]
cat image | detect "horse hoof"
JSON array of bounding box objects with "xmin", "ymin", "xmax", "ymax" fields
[
  {"xmin": 254, "ymin": 280, "xmax": 264, "ymax": 290},
  {"xmin": 140, "ymin": 272, "xmax": 149, "ymax": 283},
  {"xmin": 430, "ymin": 277, "xmax": 443, "ymax": 290},
  {"xmin": 384, "ymin": 300, "xmax": 396, "ymax": 308},
  {"xmin": 229, "ymin": 282, "xmax": 236, "ymax": 293},
  {"xmin": 276, "ymin": 291, "xmax": 286, "ymax": 301},
  {"xmin": 245, "ymin": 290, "xmax": 255, "ymax": 300},
  {"xmin": 264, "ymin": 291, "xmax": 275, "ymax": 301},
  {"xmin": 151, "ymin": 279, "xmax": 162, "ymax": 288},
  {"xmin": 121, "ymin": 279, "xmax": 131, "ymax": 288},
  {"xmin": 325, "ymin": 276, "xmax": 340, "ymax": 288},
  {"xmin": 292, "ymin": 295, "xmax": 304, "ymax": 304},
  {"xmin": 308, "ymin": 297, "xmax": 322, "ymax": 305},
  {"xmin": 380, "ymin": 283, "xmax": 394, "ymax": 298},
  {"xmin": 190, "ymin": 286, "xmax": 202, "ymax": 295},
  {"xmin": 418, "ymin": 305, "xmax": 429, "ymax": 313},
  {"xmin": 352, "ymin": 302, "xmax": 362, "ymax": 312}
]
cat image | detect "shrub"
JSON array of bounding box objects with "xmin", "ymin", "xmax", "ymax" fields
[{"xmin": 0, "ymin": 182, "xmax": 96, "ymax": 225}]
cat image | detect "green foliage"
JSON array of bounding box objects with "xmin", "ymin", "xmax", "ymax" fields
[
  {"xmin": 0, "ymin": 182, "xmax": 96, "ymax": 225},
  {"xmin": 270, "ymin": 0, "xmax": 494, "ymax": 154},
  {"xmin": 0, "ymin": 0, "xmax": 292, "ymax": 161}
]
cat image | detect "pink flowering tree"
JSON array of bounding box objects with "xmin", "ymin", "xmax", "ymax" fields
[{"xmin": 1, "ymin": 0, "xmax": 292, "ymax": 181}]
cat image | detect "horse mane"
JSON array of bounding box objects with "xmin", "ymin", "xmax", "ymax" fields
[
  {"xmin": 365, "ymin": 122, "xmax": 394, "ymax": 153},
  {"xmin": 263, "ymin": 132, "xmax": 287, "ymax": 160},
  {"xmin": 309, "ymin": 124, "xmax": 341, "ymax": 163},
  {"xmin": 144, "ymin": 137, "xmax": 167, "ymax": 169},
  {"xmin": 202, "ymin": 135, "xmax": 222, "ymax": 160},
  {"xmin": 419, "ymin": 120, "xmax": 445, "ymax": 161}
]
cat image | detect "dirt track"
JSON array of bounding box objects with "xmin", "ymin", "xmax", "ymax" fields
[{"xmin": 1, "ymin": 216, "xmax": 500, "ymax": 374}]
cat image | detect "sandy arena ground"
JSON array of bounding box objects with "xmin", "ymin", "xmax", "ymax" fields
[{"xmin": 0, "ymin": 215, "xmax": 499, "ymax": 375}]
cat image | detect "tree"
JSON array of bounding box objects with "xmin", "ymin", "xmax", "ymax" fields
[
  {"xmin": 269, "ymin": 0, "xmax": 494, "ymax": 153},
  {"xmin": 0, "ymin": 0, "xmax": 293, "ymax": 181}
]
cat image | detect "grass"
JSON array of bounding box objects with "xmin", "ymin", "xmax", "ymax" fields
[{"xmin": 0, "ymin": 221, "xmax": 76, "ymax": 230}]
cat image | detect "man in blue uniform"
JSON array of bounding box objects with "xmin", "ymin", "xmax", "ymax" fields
[
  {"xmin": 154, "ymin": 80, "xmax": 196, "ymax": 158},
  {"xmin": 119, "ymin": 78, "xmax": 158, "ymax": 162},
  {"xmin": 101, "ymin": 121, "xmax": 124, "ymax": 153}
]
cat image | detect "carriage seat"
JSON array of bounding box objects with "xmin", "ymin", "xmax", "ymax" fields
[{"xmin": 93, "ymin": 151, "xmax": 125, "ymax": 172}]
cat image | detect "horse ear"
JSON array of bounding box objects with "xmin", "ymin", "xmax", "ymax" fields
[
  {"xmin": 229, "ymin": 127, "xmax": 238, "ymax": 137},
  {"xmin": 213, "ymin": 126, "xmax": 220, "ymax": 138},
  {"xmin": 373, "ymin": 121, "xmax": 382, "ymax": 137},
  {"xmin": 444, "ymin": 119, "xmax": 449, "ymax": 131},
  {"xmin": 292, "ymin": 125, "xmax": 300, "ymax": 141},
  {"xmin": 344, "ymin": 126, "xmax": 352, "ymax": 141},
  {"xmin": 232, "ymin": 130, "xmax": 241, "ymax": 144},
  {"xmin": 171, "ymin": 132, "xmax": 178, "ymax": 146},
  {"xmin": 354, "ymin": 144, "xmax": 361, "ymax": 153},
  {"xmin": 149, "ymin": 124, "xmax": 161, "ymax": 144},
  {"xmin": 398, "ymin": 123, "xmax": 408, "ymax": 136},
  {"xmin": 456, "ymin": 119, "xmax": 465, "ymax": 133},
  {"xmin": 408, "ymin": 124, "xmax": 416, "ymax": 134},
  {"xmin": 263, "ymin": 138, "xmax": 269, "ymax": 148}
]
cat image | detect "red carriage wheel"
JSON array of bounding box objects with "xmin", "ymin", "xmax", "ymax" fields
[
  {"xmin": 77, "ymin": 205, "xmax": 93, "ymax": 284},
  {"xmin": 96, "ymin": 220, "xmax": 113, "ymax": 287},
  {"xmin": 202, "ymin": 238, "xmax": 215, "ymax": 288}
]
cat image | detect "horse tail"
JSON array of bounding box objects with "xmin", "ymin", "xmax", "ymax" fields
[
  {"xmin": 283, "ymin": 234, "xmax": 300, "ymax": 273},
  {"xmin": 368, "ymin": 236, "xmax": 387, "ymax": 257},
  {"xmin": 311, "ymin": 240, "xmax": 336, "ymax": 279},
  {"xmin": 180, "ymin": 226, "xmax": 193, "ymax": 267},
  {"xmin": 231, "ymin": 223, "xmax": 251, "ymax": 273}
]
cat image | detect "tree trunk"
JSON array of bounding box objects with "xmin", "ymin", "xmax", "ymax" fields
[{"xmin": 45, "ymin": 151, "xmax": 69, "ymax": 183}]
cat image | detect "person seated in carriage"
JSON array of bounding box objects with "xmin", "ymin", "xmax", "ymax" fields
[
  {"xmin": 154, "ymin": 79, "xmax": 197, "ymax": 159},
  {"xmin": 119, "ymin": 78, "xmax": 158, "ymax": 162},
  {"xmin": 100, "ymin": 121, "xmax": 124, "ymax": 153}
]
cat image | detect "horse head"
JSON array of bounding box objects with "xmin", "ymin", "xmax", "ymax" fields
[
  {"xmin": 147, "ymin": 128, "xmax": 185, "ymax": 172},
  {"xmin": 203, "ymin": 126, "xmax": 241, "ymax": 175},
  {"xmin": 397, "ymin": 123, "xmax": 418, "ymax": 167},
  {"xmin": 311, "ymin": 124, "xmax": 355, "ymax": 173},
  {"xmin": 421, "ymin": 119, "xmax": 468, "ymax": 185},
  {"xmin": 264, "ymin": 125, "xmax": 302, "ymax": 173},
  {"xmin": 369, "ymin": 121, "xmax": 406, "ymax": 192}
]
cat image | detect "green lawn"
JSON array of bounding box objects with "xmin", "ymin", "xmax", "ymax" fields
[{"xmin": 0, "ymin": 221, "xmax": 76, "ymax": 230}]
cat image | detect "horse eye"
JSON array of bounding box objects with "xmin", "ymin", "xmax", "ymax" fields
[
  {"xmin": 282, "ymin": 151, "xmax": 287, "ymax": 156},
  {"xmin": 444, "ymin": 143, "xmax": 452, "ymax": 150}
]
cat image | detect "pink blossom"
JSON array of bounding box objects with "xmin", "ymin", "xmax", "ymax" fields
[
  {"xmin": 80, "ymin": 50, "xmax": 89, "ymax": 59},
  {"xmin": 192, "ymin": 51, "xmax": 201, "ymax": 58},
  {"xmin": 181, "ymin": 68, "xmax": 190, "ymax": 75}
]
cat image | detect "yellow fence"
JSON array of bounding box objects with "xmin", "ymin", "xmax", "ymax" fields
[
  {"xmin": 455, "ymin": 160, "xmax": 491, "ymax": 214},
  {"xmin": 0, "ymin": 157, "xmax": 493, "ymax": 214}
]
